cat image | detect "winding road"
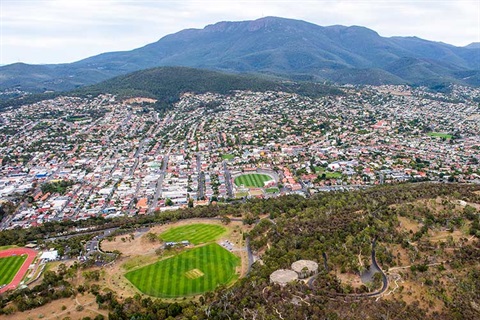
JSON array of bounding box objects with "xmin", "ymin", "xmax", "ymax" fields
[{"xmin": 308, "ymin": 238, "xmax": 389, "ymax": 298}]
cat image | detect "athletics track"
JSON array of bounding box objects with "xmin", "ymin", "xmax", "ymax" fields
[{"xmin": 0, "ymin": 248, "xmax": 37, "ymax": 294}]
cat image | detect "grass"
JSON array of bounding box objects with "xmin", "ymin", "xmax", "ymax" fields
[
  {"xmin": 122, "ymin": 255, "xmax": 160, "ymax": 271},
  {"xmin": 428, "ymin": 132, "xmax": 452, "ymax": 139},
  {"xmin": 0, "ymin": 255, "xmax": 27, "ymax": 286},
  {"xmin": 159, "ymin": 224, "xmax": 226, "ymax": 245},
  {"xmin": 235, "ymin": 192, "xmax": 249, "ymax": 198},
  {"xmin": 313, "ymin": 166, "xmax": 323, "ymax": 173},
  {"xmin": 221, "ymin": 154, "xmax": 235, "ymax": 160},
  {"xmin": 316, "ymin": 168, "xmax": 343, "ymax": 179},
  {"xmin": 66, "ymin": 116, "xmax": 90, "ymax": 122},
  {"xmin": 325, "ymin": 172, "xmax": 342, "ymax": 179},
  {"xmin": 234, "ymin": 173, "xmax": 273, "ymax": 188},
  {"xmin": 265, "ymin": 187, "xmax": 279, "ymax": 193},
  {"xmin": 0, "ymin": 245, "xmax": 18, "ymax": 251},
  {"xmin": 125, "ymin": 243, "xmax": 240, "ymax": 298},
  {"xmin": 357, "ymin": 129, "xmax": 370, "ymax": 135}
]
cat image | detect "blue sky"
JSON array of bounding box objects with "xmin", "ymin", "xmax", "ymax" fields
[{"xmin": 1, "ymin": 0, "xmax": 479, "ymax": 65}]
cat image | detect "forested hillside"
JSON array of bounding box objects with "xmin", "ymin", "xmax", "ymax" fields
[
  {"xmin": 0, "ymin": 67, "xmax": 343, "ymax": 113},
  {"xmin": 1, "ymin": 183, "xmax": 479, "ymax": 319}
]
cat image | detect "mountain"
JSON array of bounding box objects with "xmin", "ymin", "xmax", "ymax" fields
[
  {"xmin": 465, "ymin": 42, "xmax": 480, "ymax": 49},
  {"xmin": 2, "ymin": 17, "xmax": 479, "ymax": 92},
  {"xmin": 72, "ymin": 66, "xmax": 343, "ymax": 100},
  {"xmin": 0, "ymin": 67, "xmax": 343, "ymax": 112}
]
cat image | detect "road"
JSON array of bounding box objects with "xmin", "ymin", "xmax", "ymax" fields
[
  {"xmin": 308, "ymin": 238, "xmax": 389, "ymax": 298},
  {"xmin": 149, "ymin": 153, "xmax": 169, "ymax": 213},
  {"xmin": 197, "ymin": 153, "xmax": 205, "ymax": 199},
  {"xmin": 198, "ymin": 172, "xmax": 205, "ymax": 199},
  {"xmin": 98, "ymin": 156, "xmax": 122, "ymax": 212},
  {"xmin": 46, "ymin": 227, "xmax": 118, "ymax": 242},
  {"xmin": 322, "ymin": 252, "xmax": 329, "ymax": 272},
  {"xmin": 366, "ymin": 238, "xmax": 388, "ymax": 297},
  {"xmin": 223, "ymin": 161, "xmax": 234, "ymax": 198},
  {"xmin": 379, "ymin": 172, "xmax": 385, "ymax": 185}
]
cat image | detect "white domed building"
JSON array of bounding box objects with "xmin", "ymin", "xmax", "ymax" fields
[
  {"xmin": 291, "ymin": 260, "xmax": 318, "ymax": 279},
  {"xmin": 270, "ymin": 269, "xmax": 299, "ymax": 286}
]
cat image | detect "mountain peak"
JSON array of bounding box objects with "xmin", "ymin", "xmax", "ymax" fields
[
  {"xmin": 465, "ymin": 42, "xmax": 480, "ymax": 49},
  {"xmin": 202, "ymin": 16, "xmax": 316, "ymax": 33},
  {"xmin": 1, "ymin": 17, "xmax": 479, "ymax": 92}
]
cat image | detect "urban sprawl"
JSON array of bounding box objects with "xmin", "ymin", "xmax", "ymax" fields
[{"xmin": 0, "ymin": 84, "xmax": 479, "ymax": 230}]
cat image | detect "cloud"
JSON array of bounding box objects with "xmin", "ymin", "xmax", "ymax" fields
[{"xmin": 1, "ymin": 0, "xmax": 479, "ymax": 64}]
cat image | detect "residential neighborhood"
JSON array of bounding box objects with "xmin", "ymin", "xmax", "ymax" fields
[{"xmin": 0, "ymin": 84, "xmax": 479, "ymax": 230}]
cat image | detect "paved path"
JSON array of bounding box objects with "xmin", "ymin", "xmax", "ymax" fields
[{"xmin": 308, "ymin": 239, "xmax": 389, "ymax": 298}]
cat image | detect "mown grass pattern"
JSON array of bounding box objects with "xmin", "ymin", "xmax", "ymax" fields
[
  {"xmin": 234, "ymin": 173, "xmax": 272, "ymax": 188},
  {"xmin": 159, "ymin": 224, "xmax": 226, "ymax": 245},
  {"xmin": 0, "ymin": 255, "xmax": 27, "ymax": 286},
  {"xmin": 125, "ymin": 244, "xmax": 240, "ymax": 298}
]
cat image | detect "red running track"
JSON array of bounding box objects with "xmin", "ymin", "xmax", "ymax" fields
[{"xmin": 0, "ymin": 248, "xmax": 37, "ymax": 294}]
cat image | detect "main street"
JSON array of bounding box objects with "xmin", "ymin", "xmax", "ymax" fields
[
  {"xmin": 149, "ymin": 150, "xmax": 170, "ymax": 213},
  {"xmin": 223, "ymin": 161, "xmax": 234, "ymax": 198},
  {"xmin": 197, "ymin": 153, "xmax": 205, "ymax": 199}
]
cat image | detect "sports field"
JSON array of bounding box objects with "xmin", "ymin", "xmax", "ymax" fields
[
  {"xmin": 234, "ymin": 173, "xmax": 273, "ymax": 188},
  {"xmin": 125, "ymin": 243, "xmax": 240, "ymax": 297},
  {"xmin": 0, "ymin": 255, "xmax": 27, "ymax": 286},
  {"xmin": 159, "ymin": 224, "xmax": 226, "ymax": 245},
  {"xmin": 221, "ymin": 154, "xmax": 235, "ymax": 160},
  {"xmin": 428, "ymin": 132, "xmax": 453, "ymax": 139},
  {"xmin": 265, "ymin": 187, "xmax": 280, "ymax": 193}
]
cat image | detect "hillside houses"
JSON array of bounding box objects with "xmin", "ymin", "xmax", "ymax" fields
[{"xmin": 0, "ymin": 85, "xmax": 479, "ymax": 230}]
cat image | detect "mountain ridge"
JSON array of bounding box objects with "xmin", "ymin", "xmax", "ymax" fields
[
  {"xmin": 0, "ymin": 66, "xmax": 344, "ymax": 112},
  {"xmin": 1, "ymin": 16, "xmax": 479, "ymax": 92},
  {"xmin": 465, "ymin": 42, "xmax": 480, "ymax": 49}
]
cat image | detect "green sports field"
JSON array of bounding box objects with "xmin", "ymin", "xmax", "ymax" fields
[
  {"xmin": 221, "ymin": 154, "xmax": 235, "ymax": 160},
  {"xmin": 125, "ymin": 243, "xmax": 240, "ymax": 297},
  {"xmin": 159, "ymin": 224, "xmax": 226, "ymax": 245},
  {"xmin": 0, "ymin": 255, "xmax": 27, "ymax": 286},
  {"xmin": 428, "ymin": 132, "xmax": 452, "ymax": 139},
  {"xmin": 234, "ymin": 173, "xmax": 273, "ymax": 188},
  {"xmin": 265, "ymin": 187, "xmax": 279, "ymax": 193}
]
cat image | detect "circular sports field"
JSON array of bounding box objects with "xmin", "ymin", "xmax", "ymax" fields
[{"xmin": 234, "ymin": 173, "xmax": 274, "ymax": 188}]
